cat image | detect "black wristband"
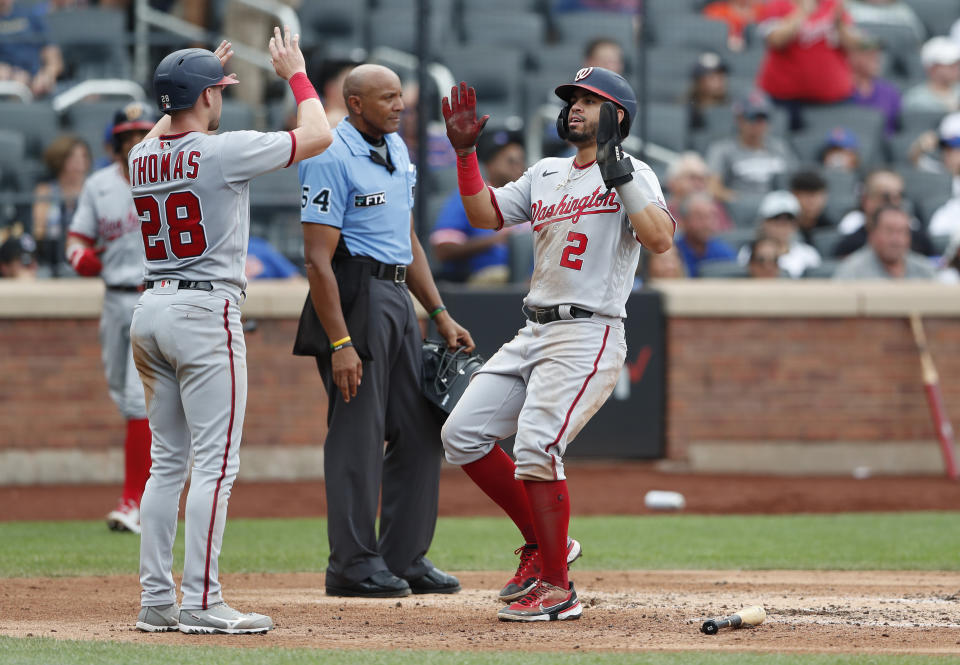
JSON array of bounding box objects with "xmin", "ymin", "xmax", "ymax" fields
[{"xmin": 331, "ymin": 340, "xmax": 354, "ymax": 353}]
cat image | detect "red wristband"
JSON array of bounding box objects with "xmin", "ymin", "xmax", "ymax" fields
[
  {"xmin": 289, "ymin": 72, "xmax": 319, "ymax": 106},
  {"xmin": 456, "ymin": 151, "xmax": 485, "ymax": 197}
]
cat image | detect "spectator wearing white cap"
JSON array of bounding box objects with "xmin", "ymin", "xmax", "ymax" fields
[
  {"xmin": 926, "ymin": 114, "xmax": 960, "ymax": 239},
  {"xmin": 902, "ymin": 37, "xmax": 960, "ymax": 113},
  {"xmin": 737, "ymin": 190, "xmax": 821, "ymax": 278}
]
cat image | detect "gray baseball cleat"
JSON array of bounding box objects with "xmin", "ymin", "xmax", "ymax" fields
[
  {"xmin": 178, "ymin": 602, "xmax": 274, "ymax": 634},
  {"xmin": 136, "ymin": 603, "xmax": 180, "ymax": 632}
]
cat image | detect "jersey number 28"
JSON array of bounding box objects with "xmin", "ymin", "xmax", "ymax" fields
[{"xmin": 135, "ymin": 192, "xmax": 208, "ymax": 261}]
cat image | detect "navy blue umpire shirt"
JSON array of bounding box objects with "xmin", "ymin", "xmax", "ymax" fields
[{"xmin": 299, "ymin": 118, "xmax": 416, "ymax": 265}]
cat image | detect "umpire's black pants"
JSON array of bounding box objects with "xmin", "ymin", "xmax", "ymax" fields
[{"xmin": 317, "ymin": 278, "xmax": 442, "ymax": 585}]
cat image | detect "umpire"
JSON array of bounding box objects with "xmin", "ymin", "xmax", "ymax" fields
[{"xmin": 295, "ymin": 64, "xmax": 475, "ymax": 597}]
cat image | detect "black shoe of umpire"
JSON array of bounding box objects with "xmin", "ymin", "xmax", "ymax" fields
[
  {"xmin": 325, "ymin": 570, "xmax": 411, "ymax": 598},
  {"xmin": 407, "ymin": 567, "xmax": 461, "ymax": 594}
]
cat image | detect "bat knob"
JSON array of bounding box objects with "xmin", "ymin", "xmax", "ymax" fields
[{"xmin": 701, "ymin": 620, "xmax": 719, "ymax": 635}]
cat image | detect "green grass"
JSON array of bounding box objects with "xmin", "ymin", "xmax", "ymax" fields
[
  {"xmin": 2, "ymin": 512, "xmax": 960, "ymax": 578},
  {"xmin": 2, "ymin": 638, "xmax": 959, "ymax": 665}
]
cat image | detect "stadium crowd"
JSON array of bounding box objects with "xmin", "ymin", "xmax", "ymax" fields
[{"xmin": 3, "ymin": 0, "xmax": 960, "ymax": 284}]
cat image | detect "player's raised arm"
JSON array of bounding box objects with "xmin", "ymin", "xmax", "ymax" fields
[
  {"xmin": 442, "ymin": 82, "xmax": 500, "ymax": 230},
  {"xmin": 596, "ymin": 102, "xmax": 674, "ymax": 253},
  {"xmin": 269, "ymin": 25, "xmax": 333, "ymax": 163}
]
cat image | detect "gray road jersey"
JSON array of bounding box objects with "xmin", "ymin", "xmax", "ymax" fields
[
  {"xmin": 128, "ymin": 129, "xmax": 294, "ymax": 290},
  {"xmin": 491, "ymin": 155, "xmax": 669, "ymax": 318},
  {"xmin": 69, "ymin": 163, "xmax": 145, "ymax": 287}
]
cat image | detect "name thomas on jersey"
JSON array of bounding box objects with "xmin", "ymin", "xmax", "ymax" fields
[{"xmin": 129, "ymin": 149, "xmax": 201, "ymax": 187}]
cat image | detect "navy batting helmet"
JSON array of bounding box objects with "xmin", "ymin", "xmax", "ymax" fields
[
  {"xmin": 111, "ymin": 101, "xmax": 157, "ymax": 151},
  {"xmin": 555, "ymin": 67, "xmax": 637, "ymax": 139},
  {"xmin": 153, "ymin": 48, "xmax": 237, "ymax": 113}
]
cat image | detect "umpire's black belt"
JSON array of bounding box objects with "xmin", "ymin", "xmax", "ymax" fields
[
  {"xmin": 371, "ymin": 262, "xmax": 407, "ymax": 283},
  {"xmin": 144, "ymin": 280, "xmax": 214, "ymax": 291},
  {"xmin": 523, "ymin": 304, "xmax": 594, "ymax": 324}
]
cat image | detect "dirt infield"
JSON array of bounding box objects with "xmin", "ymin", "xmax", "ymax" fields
[
  {"xmin": 4, "ymin": 462, "xmax": 960, "ymax": 655},
  {"xmin": 3, "ymin": 571, "xmax": 960, "ymax": 654},
  {"xmin": 4, "ymin": 461, "xmax": 960, "ymax": 521}
]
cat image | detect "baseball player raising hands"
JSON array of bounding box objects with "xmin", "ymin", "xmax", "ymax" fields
[
  {"xmin": 66, "ymin": 101, "xmax": 157, "ymax": 534},
  {"xmin": 129, "ymin": 28, "xmax": 332, "ymax": 634},
  {"xmin": 440, "ymin": 68, "xmax": 675, "ymax": 622}
]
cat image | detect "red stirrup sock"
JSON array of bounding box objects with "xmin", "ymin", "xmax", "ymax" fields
[
  {"xmin": 124, "ymin": 418, "xmax": 153, "ymax": 505},
  {"xmin": 523, "ymin": 479, "xmax": 571, "ymax": 589},
  {"xmin": 462, "ymin": 446, "xmax": 537, "ymax": 544}
]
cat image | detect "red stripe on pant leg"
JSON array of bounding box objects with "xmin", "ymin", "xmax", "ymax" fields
[
  {"xmin": 203, "ymin": 299, "xmax": 236, "ymax": 609},
  {"xmin": 544, "ymin": 326, "xmax": 610, "ymax": 478}
]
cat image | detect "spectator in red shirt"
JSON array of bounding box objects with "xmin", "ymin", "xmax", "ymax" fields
[
  {"xmin": 702, "ymin": 0, "xmax": 765, "ymax": 52},
  {"xmin": 757, "ymin": 0, "xmax": 863, "ymax": 129}
]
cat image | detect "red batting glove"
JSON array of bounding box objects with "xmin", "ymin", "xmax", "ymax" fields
[
  {"xmin": 69, "ymin": 246, "xmax": 103, "ymax": 277},
  {"xmin": 441, "ymin": 81, "xmax": 490, "ymax": 153}
]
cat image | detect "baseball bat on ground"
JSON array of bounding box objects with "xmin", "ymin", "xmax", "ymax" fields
[
  {"xmin": 700, "ymin": 606, "xmax": 766, "ymax": 635},
  {"xmin": 909, "ymin": 313, "xmax": 959, "ymax": 481}
]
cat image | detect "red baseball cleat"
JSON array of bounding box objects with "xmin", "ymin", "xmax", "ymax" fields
[
  {"xmin": 497, "ymin": 580, "xmax": 582, "ymax": 622},
  {"xmin": 498, "ymin": 537, "xmax": 582, "ymax": 602}
]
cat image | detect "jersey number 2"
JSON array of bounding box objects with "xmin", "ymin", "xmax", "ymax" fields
[
  {"xmin": 559, "ymin": 231, "xmax": 587, "ymax": 270},
  {"xmin": 135, "ymin": 192, "xmax": 208, "ymax": 261}
]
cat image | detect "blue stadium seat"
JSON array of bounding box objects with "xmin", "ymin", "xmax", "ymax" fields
[
  {"xmin": 369, "ymin": 7, "xmax": 449, "ymax": 54},
  {"xmin": 65, "ymin": 101, "xmax": 120, "ymax": 166},
  {"xmin": 698, "ymin": 258, "xmax": 749, "ymax": 278},
  {"xmin": 553, "ymin": 11, "xmax": 638, "ymax": 55},
  {"xmin": 442, "ymin": 47, "xmax": 525, "ymax": 121},
  {"xmin": 463, "ymin": 11, "xmax": 547, "ymax": 53},
  {"xmin": 900, "ymin": 167, "xmax": 952, "ymax": 225},
  {"xmin": 725, "ymin": 193, "xmax": 765, "ymax": 228},
  {"xmin": 645, "ymin": 102, "xmax": 689, "ymax": 152},
  {"xmin": 46, "ymin": 9, "xmax": 129, "ymax": 80},
  {"xmin": 0, "ymin": 101, "xmax": 60, "ymax": 154},
  {"xmin": 905, "ymin": 0, "xmax": 959, "ymax": 38},
  {"xmin": 810, "ymin": 227, "xmax": 844, "ymax": 257},
  {"xmin": 715, "ymin": 227, "xmax": 755, "ymax": 254},
  {"xmin": 297, "ymin": 0, "xmax": 366, "ymax": 55},
  {"xmin": 797, "ymin": 105, "xmax": 885, "ymax": 169},
  {"xmin": 802, "ymin": 259, "xmax": 839, "ymax": 278},
  {"xmin": 856, "ymin": 22, "xmax": 923, "ymax": 82},
  {"xmin": 0, "ymin": 130, "xmax": 26, "ymax": 172},
  {"xmin": 654, "ymin": 15, "xmax": 729, "ymax": 52}
]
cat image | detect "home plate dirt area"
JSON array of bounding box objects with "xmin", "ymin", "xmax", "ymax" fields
[
  {"xmin": 4, "ymin": 464, "xmax": 960, "ymax": 654},
  {"xmin": 3, "ymin": 571, "xmax": 960, "ymax": 654}
]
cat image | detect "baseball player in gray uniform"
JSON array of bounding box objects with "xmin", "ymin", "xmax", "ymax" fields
[
  {"xmin": 66, "ymin": 101, "xmax": 157, "ymax": 534},
  {"xmin": 440, "ymin": 68, "xmax": 675, "ymax": 622},
  {"xmin": 129, "ymin": 28, "xmax": 332, "ymax": 634}
]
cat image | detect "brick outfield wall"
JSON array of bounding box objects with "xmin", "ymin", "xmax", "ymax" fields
[{"xmin": 1, "ymin": 316, "xmax": 955, "ymax": 458}]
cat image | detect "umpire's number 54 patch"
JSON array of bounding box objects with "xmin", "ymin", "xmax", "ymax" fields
[{"xmin": 301, "ymin": 186, "xmax": 331, "ymax": 214}]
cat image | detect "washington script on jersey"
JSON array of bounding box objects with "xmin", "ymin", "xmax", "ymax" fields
[
  {"xmin": 129, "ymin": 148, "xmax": 201, "ymax": 187},
  {"xmin": 530, "ymin": 186, "xmax": 620, "ymax": 232}
]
